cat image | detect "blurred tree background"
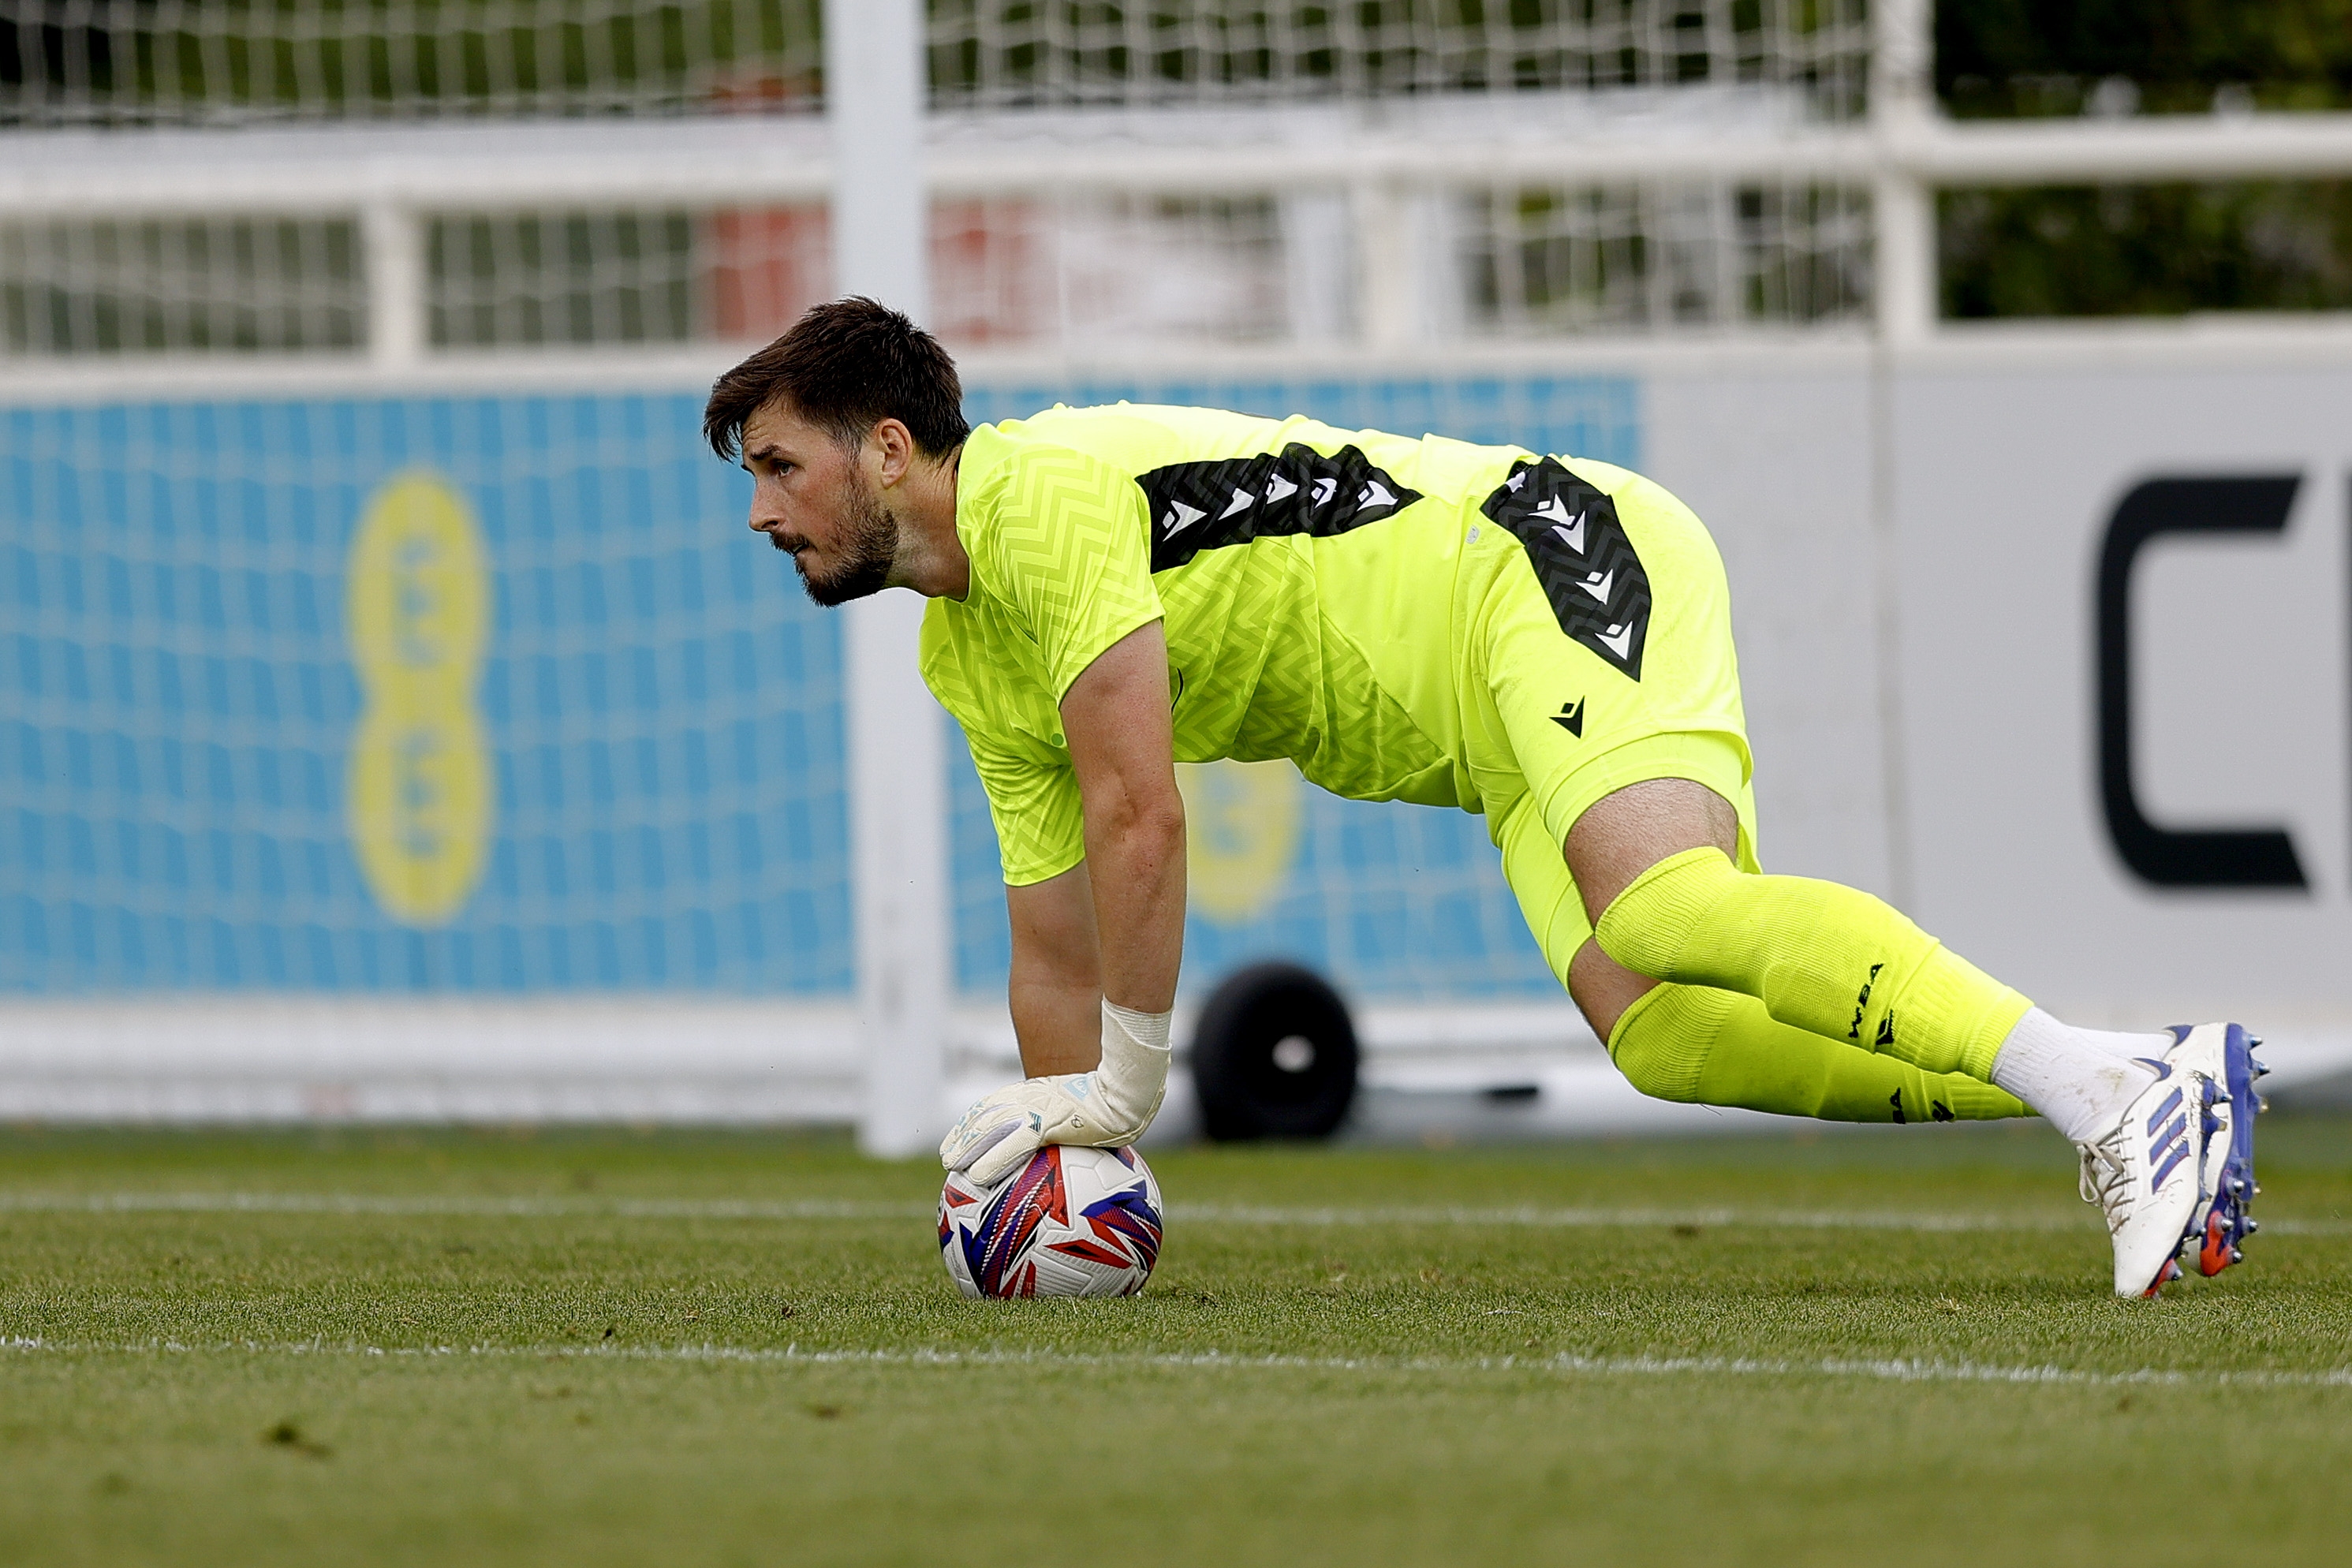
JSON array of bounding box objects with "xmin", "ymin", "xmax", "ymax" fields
[
  {"xmin": 1936, "ymin": 1, "xmax": 2352, "ymax": 317},
  {"xmin": 1939, "ymin": 0, "xmax": 2352, "ymax": 118}
]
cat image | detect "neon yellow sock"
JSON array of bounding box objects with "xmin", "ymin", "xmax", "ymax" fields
[
  {"xmin": 1593, "ymin": 847, "xmax": 2030, "ymax": 1082},
  {"xmin": 1607, "ymin": 983, "xmax": 2032, "ymax": 1122}
]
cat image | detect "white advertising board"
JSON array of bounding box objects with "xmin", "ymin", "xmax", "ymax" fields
[{"xmin": 1893, "ymin": 366, "xmax": 2350, "ymax": 1032}]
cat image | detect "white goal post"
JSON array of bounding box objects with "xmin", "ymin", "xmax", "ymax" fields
[{"xmin": 825, "ymin": 0, "xmax": 946, "ymax": 1158}]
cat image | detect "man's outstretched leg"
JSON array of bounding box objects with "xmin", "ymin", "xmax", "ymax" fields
[
  {"xmin": 1570, "ymin": 778, "xmax": 2258, "ymax": 1297},
  {"xmin": 1499, "ymin": 786, "xmax": 2029, "ymax": 1125},
  {"xmin": 1599, "ymin": 980, "xmax": 2029, "ymax": 1124}
]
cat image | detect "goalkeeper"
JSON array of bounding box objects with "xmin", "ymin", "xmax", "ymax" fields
[{"xmin": 704, "ymin": 299, "xmax": 2261, "ymax": 1298}]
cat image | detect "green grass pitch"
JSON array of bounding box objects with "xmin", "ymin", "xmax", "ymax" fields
[{"xmin": 2, "ymin": 1117, "xmax": 2349, "ymax": 1566}]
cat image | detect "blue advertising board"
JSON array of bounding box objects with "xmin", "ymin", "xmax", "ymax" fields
[{"xmin": 2, "ymin": 375, "xmax": 1637, "ymax": 1004}]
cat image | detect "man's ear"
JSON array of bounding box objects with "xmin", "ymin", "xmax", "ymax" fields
[{"xmin": 872, "ymin": 418, "xmax": 917, "ymax": 488}]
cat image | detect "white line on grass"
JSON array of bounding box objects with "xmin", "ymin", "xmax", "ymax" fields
[
  {"xmin": 0, "ymin": 1192, "xmax": 924, "ymax": 1221},
  {"xmin": 2, "ymin": 1334, "xmax": 2347, "ymax": 1391},
  {"xmin": 0, "ymin": 1190, "xmax": 2344, "ymax": 1236},
  {"xmin": 1175, "ymin": 1204, "xmax": 2352, "ymax": 1237}
]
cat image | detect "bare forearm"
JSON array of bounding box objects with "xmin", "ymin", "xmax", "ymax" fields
[
  {"xmin": 1005, "ymin": 863, "xmax": 1102, "ymax": 1075},
  {"xmin": 1083, "ymin": 798, "xmax": 1185, "ymax": 1014},
  {"xmin": 1006, "ymin": 816, "xmax": 1181, "ymax": 1072},
  {"xmin": 1051, "ymin": 619, "xmax": 1184, "ymax": 1024},
  {"xmin": 1010, "ymin": 969, "xmax": 1101, "ymax": 1076}
]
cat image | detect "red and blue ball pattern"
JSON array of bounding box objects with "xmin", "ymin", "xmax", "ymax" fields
[{"xmin": 939, "ymin": 1144, "xmax": 1165, "ymax": 1299}]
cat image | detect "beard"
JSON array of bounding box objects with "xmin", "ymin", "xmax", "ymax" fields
[{"xmin": 782, "ymin": 474, "xmax": 899, "ymax": 607}]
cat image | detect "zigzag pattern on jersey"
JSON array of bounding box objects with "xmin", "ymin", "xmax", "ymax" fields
[
  {"xmin": 1138, "ymin": 444, "xmax": 1423, "ymax": 572},
  {"xmin": 1480, "ymin": 457, "xmax": 1652, "ymax": 681},
  {"xmin": 961, "ymin": 719, "xmax": 1086, "ymax": 887},
  {"xmin": 981, "ymin": 445, "xmax": 1166, "ymax": 698}
]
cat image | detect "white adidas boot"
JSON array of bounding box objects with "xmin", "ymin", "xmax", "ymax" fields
[{"xmin": 2075, "ymin": 1055, "xmax": 2212, "ymax": 1297}]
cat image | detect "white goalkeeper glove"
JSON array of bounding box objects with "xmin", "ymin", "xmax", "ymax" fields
[{"xmin": 939, "ymin": 1000, "xmax": 1174, "ymax": 1187}]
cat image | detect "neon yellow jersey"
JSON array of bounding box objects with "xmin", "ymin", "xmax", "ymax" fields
[{"xmin": 922, "ymin": 402, "xmax": 1551, "ymax": 886}]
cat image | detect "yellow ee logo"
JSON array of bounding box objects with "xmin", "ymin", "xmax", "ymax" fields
[
  {"xmin": 345, "ymin": 472, "xmax": 493, "ymax": 927},
  {"xmin": 1176, "ymin": 759, "xmax": 1301, "ymax": 924}
]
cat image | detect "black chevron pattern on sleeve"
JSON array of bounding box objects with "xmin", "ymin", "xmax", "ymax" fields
[
  {"xmin": 1480, "ymin": 457, "xmax": 1652, "ymax": 681},
  {"xmin": 1137, "ymin": 443, "xmax": 1422, "ymax": 572}
]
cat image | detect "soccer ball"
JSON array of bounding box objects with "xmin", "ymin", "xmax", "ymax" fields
[{"xmin": 939, "ymin": 1144, "xmax": 1165, "ymax": 1299}]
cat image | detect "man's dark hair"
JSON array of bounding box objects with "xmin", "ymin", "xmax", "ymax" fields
[{"xmin": 704, "ymin": 297, "xmax": 969, "ymax": 463}]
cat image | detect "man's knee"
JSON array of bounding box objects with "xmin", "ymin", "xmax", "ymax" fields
[
  {"xmin": 1589, "ymin": 843, "xmax": 1741, "ymax": 981},
  {"xmin": 1565, "ymin": 775, "xmax": 1741, "ymax": 931},
  {"xmin": 1566, "ymin": 938, "xmax": 1660, "ymax": 1055}
]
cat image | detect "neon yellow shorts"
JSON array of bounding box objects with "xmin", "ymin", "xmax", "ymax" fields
[{"xmin": 1452, "ymin": 456, "xmax": 1761, "ymax": 984}]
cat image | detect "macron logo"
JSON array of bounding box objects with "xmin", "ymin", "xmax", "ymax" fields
[{"xmin": 1534, "ymin": 495, "xmax": 1586, "ymax": 553}]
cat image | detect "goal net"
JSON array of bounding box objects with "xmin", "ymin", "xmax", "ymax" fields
[
  {"xmin": 0, "ymin": 2, "xmax": 1875, "ymax": 1118},
  {"xmin": 9, "ymin": 2, "xmax": 1864, "ymax": 121},
  {"xmin": 6, "ymin": 3, "xmax": 1873, "ymax": 353}
]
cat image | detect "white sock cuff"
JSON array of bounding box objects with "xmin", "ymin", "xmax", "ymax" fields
[
  {"xmin": 1102, "ymin": 999, "xmax": 1174, "ymax": 1056},
  {"xmin": 1991, "ymin": 1007, "xmax": 2157, "ymax": 1144}
]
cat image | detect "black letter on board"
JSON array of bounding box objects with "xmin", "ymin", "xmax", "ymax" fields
[{"xmin": 2096, "ymin": 476, "xmax": 2307, "ymax": 889}]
